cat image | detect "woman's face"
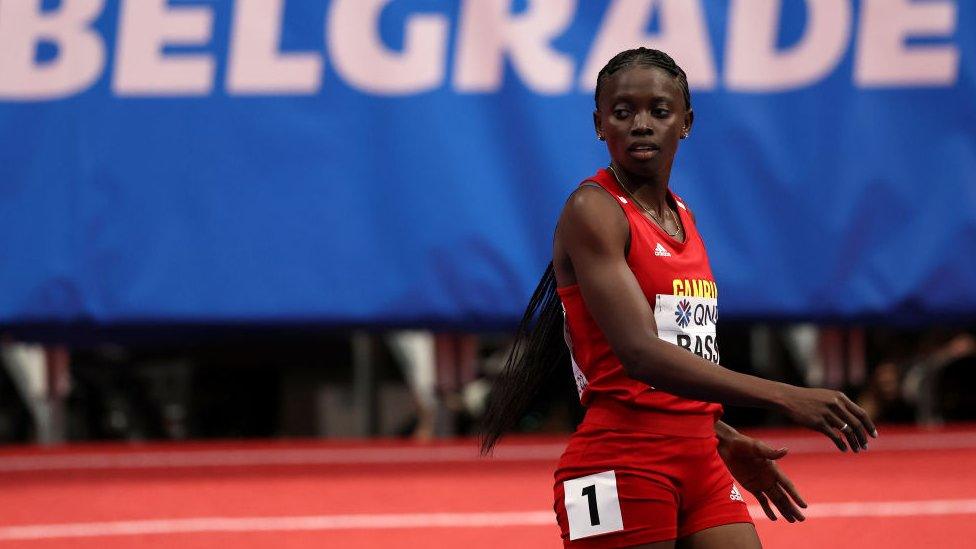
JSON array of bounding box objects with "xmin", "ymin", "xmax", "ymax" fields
[{"xmin": 593, "ymin": 65, "xmax": 693, "ymax": 178}]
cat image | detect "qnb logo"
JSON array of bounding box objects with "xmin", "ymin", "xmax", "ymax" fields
[{"xmin": 674, "ymin": 299, "xmax": 692, "ymax": 328}]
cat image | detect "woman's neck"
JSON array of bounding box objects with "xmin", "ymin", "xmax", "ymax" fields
[{"xmin": 610, "ymin": 161, "xmax": 673, "ymax": 213}]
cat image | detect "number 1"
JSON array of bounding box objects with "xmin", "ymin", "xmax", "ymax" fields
[{"xmin": 581, "ymin": 484, "xmax": 600, "ymax": 525}]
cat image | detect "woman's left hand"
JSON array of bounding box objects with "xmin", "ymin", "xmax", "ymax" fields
[{"xmin": 717, "ymin": 433, "xmax": 807, "ymax": 522}]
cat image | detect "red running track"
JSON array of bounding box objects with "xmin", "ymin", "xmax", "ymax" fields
[{"xmin": 0, "ymin": 424, "xmax": 974, "ymax": 548}]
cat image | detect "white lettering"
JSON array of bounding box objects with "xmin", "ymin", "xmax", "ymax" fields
[
  {"xmin": 726, "ymin": 0, "xmax": 850, "ymax": 91},
  {"xmin": 0, "ymin": 0, "xmax": 105, "ymax": 100},
  {"xmin": 113, "ymin": 0, "xmax": 214, "ymax": 96},
  {"xmin": 581, "ymin": 0, "xmax": 716, "ymax": 92},
  {"xmin": 328, "ymin": 0, "xmax": 447, "ymax": 95},
  {"xmin": 855, "ymin": 0, "xmax": 959, "ymax": 87},
  {"xmin": 227, "ymin": 0, "xmax": 322, "ymax": 94},
  {"xmin": 2, "ymin": 0, "xmax": 961, "ymax": 101},
  {"xmin": 454, "ymin": 0, "xmax": 575, "ymax": 94}
]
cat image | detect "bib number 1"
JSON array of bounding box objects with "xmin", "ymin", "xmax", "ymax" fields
[
  {"xmin": 581, "ymin": 484, "xmax": 600, "ymax": 525},
  {"xmin": 564, "ymin": 471, "xmax": 624, "ymax": 540}
]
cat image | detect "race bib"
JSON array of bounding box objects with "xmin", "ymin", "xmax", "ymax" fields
[
  {"xmin": 562, "ymin": 304, "xmax": 589, "ymax": 398},
  {"xmin": 564, "ymin": 470, "xmax": 624, "ymax": 540},
  {"xmin": 654, "ymin": 294, "xmax": 720, "ymax": 364}
]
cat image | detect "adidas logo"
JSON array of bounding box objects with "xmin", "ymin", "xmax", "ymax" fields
[
  {"xmin": 730, "ymin": 483, "xmax": 744, "ymax": 502},
  {"xmin": 654, "ymin": 243, "xmax": 671, "ymax": 257}
]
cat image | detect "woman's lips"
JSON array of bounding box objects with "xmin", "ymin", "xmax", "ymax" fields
[{"xmin": 628, "ymin": 144, "xmax": 659, "ymax": 160}]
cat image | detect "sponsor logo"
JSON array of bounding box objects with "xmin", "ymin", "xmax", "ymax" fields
[
  {"xmin": 730, "ymin": 484, "xmax": 744, "ymax": 502},
  {"xmin": 674, "ymin": 299, "xmax": 692, "ymax": 328},
  {"xmin": 654, "ymin": 243, "xmax": 671, "ymax": 257}
]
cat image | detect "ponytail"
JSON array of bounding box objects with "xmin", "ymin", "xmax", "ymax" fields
[{"xmin": 480, "ymin": 263, "xmax": 568, "ymax": 455}]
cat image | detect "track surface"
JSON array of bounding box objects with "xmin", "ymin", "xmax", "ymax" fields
[{"xmin": 0, "ymin": 425, "xmax": 974, "ymax": 548}]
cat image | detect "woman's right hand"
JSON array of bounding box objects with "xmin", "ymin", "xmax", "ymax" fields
[{"xmin": 778, "ymin": 386, "xmax": 878, "ymax": 452}]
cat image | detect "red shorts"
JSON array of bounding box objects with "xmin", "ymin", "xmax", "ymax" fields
[{"xmin": 553, "ymin": 423, "xmax": 752, "ymax": 547}]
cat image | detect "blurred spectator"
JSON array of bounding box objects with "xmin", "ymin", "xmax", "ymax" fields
[
  {"xmin": 903, "ymin": 330, "xmax": 976, "ymax": 425},
  {"xmin": 0, "ymin": 336, "xmax": 70, "ymax": 444},
  {"xmin": 857, "ymin": 361, "xmax": 915, "ymax": 424},
  {"xmin": 386, "ymin": 331, "xmax": 438, "ymax": 440},
  {"xmin": 859, "ymin": 329, "xmax": 976, "ymax": 425}
]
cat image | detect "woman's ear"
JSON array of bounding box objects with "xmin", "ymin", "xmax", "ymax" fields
[
  {"xmin": 593, "ymin": 110, "xmax": 604, "ymax": 141},
  {"xmin": 681, "ymin": 109, "xmax": 694, "ymax": 139}
]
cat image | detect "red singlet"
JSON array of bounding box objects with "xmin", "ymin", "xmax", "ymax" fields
[
  {"xmin": 557, "ymin": 168, "xmax": 722, "ymax": 436},
  {"xmin": 553, "ymin": 168, "xmax": 751, "ymax": 547}
]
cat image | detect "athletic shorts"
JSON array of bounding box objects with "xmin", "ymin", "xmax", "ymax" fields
[{"xmin": 553, "ymin": 423, "xmax": 752, "ymax": 547}]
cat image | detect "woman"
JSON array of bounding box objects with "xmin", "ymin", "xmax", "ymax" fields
[{"xmin": 481, "ymin": 48, "xmax": 877, "ymax": 548}]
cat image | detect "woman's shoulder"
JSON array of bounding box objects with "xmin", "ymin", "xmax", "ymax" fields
[
  {"xmin": 558, "ymin": 184, "xmax": 629, "ymax": 248},
  {"xmin": 565, "ymin": 168, "xmax": 622, "ymax": 208},
  {"xmin": 563, "ymin": 184, "xmax": 622, "ymax": 220}
]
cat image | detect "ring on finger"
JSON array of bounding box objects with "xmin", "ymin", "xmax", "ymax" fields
[{"xmin": 840, "ymin": 423, "xmax": 851, "ymax": 432}]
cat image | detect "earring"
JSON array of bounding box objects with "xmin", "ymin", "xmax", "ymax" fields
[
  {"xmin": 680, "ymin": 131, "xmax": 689, "ymax": 139},
  {"xmin": 597, "ymin": 133, "xmax": 605, "ymax": 141}
]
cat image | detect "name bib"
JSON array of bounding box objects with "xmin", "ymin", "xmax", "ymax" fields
[{"xmin": 654, "ymin": 294, "xmax": 720, "ymax": 364}]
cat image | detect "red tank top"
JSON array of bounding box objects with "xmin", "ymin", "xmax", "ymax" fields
[{"xmin": 557, "ymin": 168, "xmax": 723, "ymax": 437}]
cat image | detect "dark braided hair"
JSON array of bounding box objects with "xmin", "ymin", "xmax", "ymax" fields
[
  {"xmin": 594, "ymin": 47, "xmax": 691, "ymax": 111},
  {"xmin": 479, "ymin": 263, "xmax": 567, "ymax": 454},
  {"xmin": 479, "ymin": 49, "xmax": 691, "ymax": 455}
]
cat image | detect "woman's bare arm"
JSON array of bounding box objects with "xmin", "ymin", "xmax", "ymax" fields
[{"xmin": 555, "ymin": 188, "xmax": 876, "ymax": 450}]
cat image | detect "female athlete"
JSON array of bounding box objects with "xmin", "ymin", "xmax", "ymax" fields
[{"xmin": 480, "ymin": 48, "xmax": 878, "ymax": 548}]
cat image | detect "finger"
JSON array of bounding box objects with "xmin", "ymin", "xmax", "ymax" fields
[
  {"xmin": 755, "ymin": 493, "xmax": 777, "ymax": 521},
  {"xmin": 831, "ymin": 402, "xmax": 868, "ymax": 450},
  {"xmin": 827, "ymin": 412, "xmax": 861, "ymax": 452},
  {"xmin": 818, "ymin": 421, "xmax": 848, "ymax": 452},
  {"xmin": 841, "ymin": 393, "xmax": 879, "ymax": 439},
  {"xmin": 774, "ymin": 466, "xmax": 807, "ymax": 508},
  {"xmin": 766, "ymin": 488, "xmax": 797, "ymax": 522},
  {"xmin": 753, "ymin": 439, "xmax": 788, "ymax": 460},
  {"xmin": 770, "ymin": 485, "xmax": 805, "ymax": 522}
]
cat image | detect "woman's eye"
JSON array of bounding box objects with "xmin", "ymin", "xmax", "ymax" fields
[
  {"xmin": 654, "ymin": 109, "xmax": 670, "ymax": 117},
  {"xmin": 613, "ymin": 109, "xmax": 630, "ymax": 119}
]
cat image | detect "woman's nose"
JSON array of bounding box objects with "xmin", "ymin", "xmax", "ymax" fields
[{"xmin": 631, "ymin": 112, "xmax": 653, "ymax": 134}]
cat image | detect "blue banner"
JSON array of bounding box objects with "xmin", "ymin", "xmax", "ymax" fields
[{"xmin": 1, "ymin": 0, "xmax": 974, "ymax": 326}]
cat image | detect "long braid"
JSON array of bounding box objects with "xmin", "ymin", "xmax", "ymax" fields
[{"xmin": 480, "ymin": 263, "xmax": 567, "ymax": 455}]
